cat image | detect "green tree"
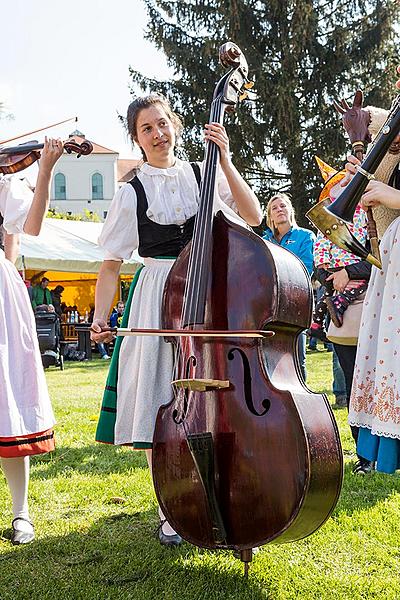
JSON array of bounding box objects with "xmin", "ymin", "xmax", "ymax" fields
[{"xmin": 129, "ymin": 0, "xmax": 399, "ymax": 222}]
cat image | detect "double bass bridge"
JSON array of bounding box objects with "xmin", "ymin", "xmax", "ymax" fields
[{"xmin": 172, "ymin": 378, "xmax": 230, "ymax": 392}]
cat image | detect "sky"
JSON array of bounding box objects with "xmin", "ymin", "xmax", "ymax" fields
[{"xmin": 1, "ymin": 0, "xmax": 172, "ymax": 162}]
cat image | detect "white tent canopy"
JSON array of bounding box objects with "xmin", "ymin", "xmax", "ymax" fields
[{"xmin": 16, "ymin": 219, "xmax": 143, "ymax": 274}]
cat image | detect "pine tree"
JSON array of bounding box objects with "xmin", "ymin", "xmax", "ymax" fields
[{"xmin": 130, "ymin": 0, "xmax": 399, "ymax": 221}]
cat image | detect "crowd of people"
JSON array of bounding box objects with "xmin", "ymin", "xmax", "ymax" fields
[
  {"xmin": 26, "ymin": 275, "xmax": 125, "ymax": 362},
  {"xmin": 2, "ymin": 70, "xmax": 400, "ymax": 553}
]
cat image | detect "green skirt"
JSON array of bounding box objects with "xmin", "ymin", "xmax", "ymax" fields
[{"xmin": 95, "ymin": 265, "xmax": 150, "ymax": 449}]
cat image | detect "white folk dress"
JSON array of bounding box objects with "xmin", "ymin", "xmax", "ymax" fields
[
  {"xmin": 349, "ymin": 216, "xmax": 400, "ymax": 472},
  {"xmin": 0, "ymin": 177, "xmax": 55, "ymax": 457},
  {"xmin": 97, "ymin": 159, "xmax": 243, "ymax": 447}
]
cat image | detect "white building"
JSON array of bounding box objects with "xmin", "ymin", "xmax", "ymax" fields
[{"xmin": 50, "ymin": 130, "xmax": 139, "ymax": 220}]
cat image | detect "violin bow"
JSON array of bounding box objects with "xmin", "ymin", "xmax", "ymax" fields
[
  {"xmin": 0, "ymin": 116, "xmax": 78, "ymax": 146},
  {"xmin": 79, "ymin": 326, "xmax": 274, "ymax": 339}
]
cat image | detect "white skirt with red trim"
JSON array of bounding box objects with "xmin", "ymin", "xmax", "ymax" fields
[{"xmin": 0, "ymin": 250, "xmax": 55, "ymax": 457}]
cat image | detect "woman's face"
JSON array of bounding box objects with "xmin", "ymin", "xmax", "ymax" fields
[
  {"xmin": 269, "ymin": 197, "xmax": 291, "ymax": 227},
  {"xmin": 135, "ymin": 103, "xmax": 176, "ymax": 167}
]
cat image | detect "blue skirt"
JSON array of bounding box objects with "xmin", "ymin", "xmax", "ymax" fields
[{"xmin": 357, "ymin": 427, "xmax": 400, "ymax": 474}]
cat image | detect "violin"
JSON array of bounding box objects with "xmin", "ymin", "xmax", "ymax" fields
[
  {"xmin": 0, "ymin": 138, "xmax": 93, "ymax": 174},
  {"xmin": 151, "ymin": 42, "xmax": 343, "ymax": 575}
]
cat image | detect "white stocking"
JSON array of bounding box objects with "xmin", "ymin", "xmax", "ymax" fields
[
  {"xmin": 145, "ymin": 449, "xmax": 178, "ymax": 536},
  {"xmin": 1, "ymin": 456, "xmax": 32, "ymax": 531}
]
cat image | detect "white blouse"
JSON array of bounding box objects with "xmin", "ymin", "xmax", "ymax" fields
[
  {"xmin": 0, "ymin": 176, "xmax": 33, "ymax": 234},
  {"xmin": 98, "ymin": 158, "xmax": 245, "ymax": 261}
]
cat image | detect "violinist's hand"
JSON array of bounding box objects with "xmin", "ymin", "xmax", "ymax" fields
[
  {"xmin": 90, "ymin": 318, "xmax": 115, "ymax": 344},
  {"xmin": 39, "ymin": 137, "xmax": 63, "ymax": 172},
  {"xmin": 362, "ymin": 180, "xmax": 400, "ymax": 210},
  {"xmin": 204, "ymin": 123, "xmax": 231, "ymax": 167},
  {"xmin": 340, "ymin": 154, "xmax": 361, "ymax": 187}
]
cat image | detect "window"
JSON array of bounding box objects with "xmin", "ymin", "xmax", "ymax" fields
[
  {"xmin": 92, "ymin": 173, "xmax": 103, "ymax": 200},
  {"xmin": 54, "ymin": 173, "xmax": 66, "ymax": 200}
]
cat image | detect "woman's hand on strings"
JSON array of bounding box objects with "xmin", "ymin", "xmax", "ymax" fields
[
  {"xmin": 39, "ymin": 137, "xmax": 63, "ymax": 172},
  {"xmin": 204, "ymin": 123, "xmax": 231, "ymax": 166},
  {"xmin": 90, "ymin": 318, "xmax": 115, "ymax": 343}
]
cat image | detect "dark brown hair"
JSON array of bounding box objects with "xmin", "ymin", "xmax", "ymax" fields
[{"xmin": 126, "ymin": 93, "xmax": 183, "ymax": 161}]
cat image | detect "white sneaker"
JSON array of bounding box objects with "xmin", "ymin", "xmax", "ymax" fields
[{"xmin": 101, "ymin": 354, "xmax": 110, "ymax": 360}]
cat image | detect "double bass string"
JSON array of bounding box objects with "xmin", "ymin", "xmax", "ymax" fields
[
  {"xmin": 182, "ymin": 96, "xmax": 222, "ymax": 327},
  {"xmin": 171, "ymin": 96, "xmax": 222, "ymax": 413},
  {"xmin": 178, "ymin": 95, "xmax": 221, "ymax": 331}
]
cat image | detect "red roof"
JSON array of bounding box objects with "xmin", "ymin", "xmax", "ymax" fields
[{"xmin": 117, "ymin": 158, "xmax": 140, "ymax": 182}]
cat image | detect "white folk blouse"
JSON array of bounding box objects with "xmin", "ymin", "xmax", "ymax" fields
[
  {"xmin": 98, "ymin": 159, "xmax": 243, "ymax": 260},
  {"xmin": 0, "ymin": 176, "xmax": 33, "ymax": 234}
]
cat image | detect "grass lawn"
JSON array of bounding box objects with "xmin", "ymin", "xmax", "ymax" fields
[{"xmin": 1, "ymin": 350, "xmax": 400, "ymax": 600}]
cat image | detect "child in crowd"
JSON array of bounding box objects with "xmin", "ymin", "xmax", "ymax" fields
[{"xmin": 308, "ymin": 164, "xmax": 369, "ymax": 341}]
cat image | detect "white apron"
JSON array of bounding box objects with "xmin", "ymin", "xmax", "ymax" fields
[{"xmin": 0, "ymin": 250, "xmax": 55, "ymax": 438}]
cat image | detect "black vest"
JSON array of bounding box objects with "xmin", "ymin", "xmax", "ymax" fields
[{"xmin": 129, "ymin": 162, "xmax": 201, "ymax": 258}]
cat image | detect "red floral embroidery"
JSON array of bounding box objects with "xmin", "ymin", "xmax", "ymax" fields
[{"xmin": 352, "ymin": 379, "xmax": 400, "ymax": 424}]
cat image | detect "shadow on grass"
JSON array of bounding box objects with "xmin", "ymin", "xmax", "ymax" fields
[
  {"xmin": 0, "ymin": 509, "xmax": 268, "ymax": 600},
  {"xmin": 30, "ymin": 444, "xmax": 147, "ymax": 479},
  {"xmin": 50, "ymin": 359, "xmax": 109, "ymax": 373},
  {"xmin": 333, "ymin": 462, "xmax": 400, "ymax": 517},
  {"xmin": 30, "ymin": 438, "xmax": 400, "ymax": 522}
]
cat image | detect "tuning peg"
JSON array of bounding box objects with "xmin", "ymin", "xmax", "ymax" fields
[
  {"xmin": 239, "ymin": 91, "xmax": 249, "ymax": 101},
  {"xmin": 244, "ymin": 81, "xmax": 255, "ymax": 90}
]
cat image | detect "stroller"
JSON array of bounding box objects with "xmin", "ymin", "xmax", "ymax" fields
[{"xmin": 35, "ymin": 310, "xmax": 64, "ymax": 370}]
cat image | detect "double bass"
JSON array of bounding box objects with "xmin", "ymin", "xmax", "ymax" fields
[{"xmin": 151, "ymin": 42, "xmax": 343, "ymax": 574}]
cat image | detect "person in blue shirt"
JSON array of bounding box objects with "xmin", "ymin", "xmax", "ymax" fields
[
  {"xmin": 263, "ymin": 193, "xmax": 315, "ymax": 380},
  {"xmin": 263, "ymin": 193, "xmax": 315, "ymax": 274},
  {"xmin": 109, "ymin": 301, "xmax": 125, "ymax": 328}
]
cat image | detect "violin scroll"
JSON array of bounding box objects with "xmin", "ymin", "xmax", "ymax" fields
[{"xmin": 64, "ymin": 139, "xmax": 94, "ymax": 157}]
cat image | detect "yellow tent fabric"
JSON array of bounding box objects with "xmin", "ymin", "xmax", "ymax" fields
[
  {"xmin": 25, "ymin": 270, "xmax": 132, "ymax": 315},
  {"xmin": 17, "ymin": 218, "xmax": 142, "ymax": 274},
  {"xmin": 19, "ymin": 219, "xmax": 143, "ymax": 314}
]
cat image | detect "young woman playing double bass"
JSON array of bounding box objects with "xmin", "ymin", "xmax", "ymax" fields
[
  {"xmin": 0, "ymin": 138, "xmax": 63, "ymax": 544},
  {"xmin": 91, "ymin": 93, "xmax": 262, "ymax": 546}
]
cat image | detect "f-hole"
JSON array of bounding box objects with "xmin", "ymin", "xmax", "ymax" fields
[
  {"xmin": 228, "ymin": 348, "xmax": 270, "ymax": 416},
  {"xmin": 173, "ymin": 355, "xmax": 197, "ymax": 424}
]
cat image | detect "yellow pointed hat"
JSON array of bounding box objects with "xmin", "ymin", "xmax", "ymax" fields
[
  {"xmin": 315, "ymin": 156, "xmax": 337, "ymax": 182},
  {"xmin": 315, "ymin": 156, "xmax": 346, "ymax": 201}
]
